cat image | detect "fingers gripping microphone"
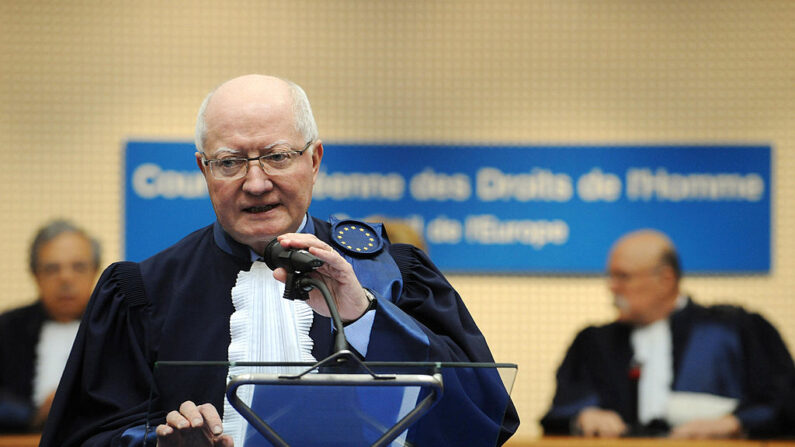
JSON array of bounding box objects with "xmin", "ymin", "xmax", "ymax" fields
[
  {"xmin": 263, "ymin": 239, "xmax": 324, "ymax": 274},
  {"xmin": 263, "ymin": 239, "xmax": 324, "ymax": 302}
]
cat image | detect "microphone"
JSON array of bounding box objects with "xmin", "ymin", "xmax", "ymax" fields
[
  {"xmin": 263, "ymin": 239, "xmax": 324, "ymax": 274},
  {"xmin": 263, "ymin": 239, "xmax": 347, "ymax": 353}
]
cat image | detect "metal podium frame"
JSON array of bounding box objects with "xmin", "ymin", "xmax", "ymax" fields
[{"xmin": 152, "ymin": 356, "xmax": 517, "ymax": 447}]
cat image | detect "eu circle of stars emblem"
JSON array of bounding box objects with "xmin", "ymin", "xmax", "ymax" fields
[{"xmin": 330, "ymin": 220, "xmax": 384, "ymax": 257}]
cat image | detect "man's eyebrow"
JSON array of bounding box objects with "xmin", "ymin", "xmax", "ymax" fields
[
  {"xmin": 214, "ymin": 141, "xmax": 292, "ymax": 155},
  {"xmin": 261, "ymin": 140, "xmax": 291, "ymax": 150},
  {"xmin": 213, "ymin": 147, "xmax": 242, "ymax": 156}
]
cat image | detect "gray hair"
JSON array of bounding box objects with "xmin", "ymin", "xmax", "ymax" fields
[
  {"xmin": 29, "ymin": 219, "xmax": 102, "ymax": 274},
  {"xmin": 194, "ymin": 77, "xmax": 318, "ymax": 153}
]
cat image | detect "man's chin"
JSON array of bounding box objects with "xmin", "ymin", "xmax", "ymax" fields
[
  {"xmin": 236, "ymin": 233, "xmax": 275, "ymax": 251},
  {"xmin": 226, "ymin": 213, "xmax": 302, "ymax": 245},
  {"xmin": 48, "ymin": 303, "xmax": 84, "ymax": 322},
  {"xmin": 232, "ymin": 225, "xmax": 287, "ymax": 249}
]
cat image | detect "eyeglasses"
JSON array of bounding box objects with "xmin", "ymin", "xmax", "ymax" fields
[
  {"xmin": 201, "ymin": 141, "xmax": 313, "ymax": 180},
  {"xmin": 608, "ymin": 265, "xmax": 662, "ymax": 283},
  {"xmin": 37, "ymin": 261, "xmax": 94, "ymax": 278}
]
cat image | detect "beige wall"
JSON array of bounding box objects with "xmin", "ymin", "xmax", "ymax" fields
[{"xmin": 1, "ymin": 0, "xmax": 793, "ymax": 440}]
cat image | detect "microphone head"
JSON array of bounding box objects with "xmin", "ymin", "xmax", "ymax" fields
[
  {"xmin": 262, "ymin": 238, "xmax": 324, "ymax": 273},
  {"xmin": 262, "ymin": 238, "xmax": 285, "ymax": 271}
]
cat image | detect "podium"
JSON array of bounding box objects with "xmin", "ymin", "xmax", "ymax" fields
[{"xmin": 152, "ymin": 352, "xmax": 517, "ymax": 447}]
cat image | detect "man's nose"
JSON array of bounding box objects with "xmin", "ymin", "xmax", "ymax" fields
[
  {"xmin": 56, "ymin": 266, "xmax": 78, "ymax": 284},
  {"xmin": 242, "ymin": 160, "xmax": 274, "ymax": 194},
  {"xmin": 607, "ymin": 276, "xmax": 621, "ymax": 294}
]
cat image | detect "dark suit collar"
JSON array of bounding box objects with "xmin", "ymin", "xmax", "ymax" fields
[{"xmin": 212, "ymin": 221, "xmax": 252, "ymax": 261}]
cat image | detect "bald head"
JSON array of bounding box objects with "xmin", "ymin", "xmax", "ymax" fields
[
  {"xmin": 607, "ymin": 230, "xmax": 682, "ymax": 326},
  {"xmin": 610, "ymin": 230, "xmax": 681, "ymax": 280},
  {"xmin": 195, "ymin": 74, "xmax": 318, "ymax": 153},
  {"xmin": 209, "ymin": 75, "xmax": 292, "ymax": 118}
]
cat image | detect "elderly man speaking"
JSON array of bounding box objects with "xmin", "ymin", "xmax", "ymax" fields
[{"xmin": 40, "ymin": 75, "xmax": 518, "ymax": 447}]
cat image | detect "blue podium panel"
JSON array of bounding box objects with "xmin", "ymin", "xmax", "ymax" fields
[{"xmin": 240, "ymin": 384, "xmax": 420, "ymax": 446}]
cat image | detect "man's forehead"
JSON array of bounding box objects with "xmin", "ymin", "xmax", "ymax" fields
[
  {"xmin": 204, "ymin": 100, "xmax": 297, "ymax": 148},
  {"xmin": 37, "ymin": 236, "xmax": 93, "ymax": 265},
  {"xmin": 206, "ymin": 105, "xmax": 291, "ymax": 134},
  {"xmin": 609, "ymin": 244, "xmax": 660, "ymax": 272},
  {"xmin": 41, "ymin": 232, "xmax": 91, "ymax": 249}
]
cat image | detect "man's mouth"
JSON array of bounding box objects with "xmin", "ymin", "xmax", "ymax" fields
[{"xmin": 243, "ymin": 204, "xmax": 278, "ymax": 214}]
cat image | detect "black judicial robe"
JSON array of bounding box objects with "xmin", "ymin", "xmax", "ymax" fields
[
  {"xmin": 41, "ymin": 217, "xmax": 518, "ymax": 446},
  {"xmin": 0, "ymin": 301, "xmax": 47, "ymax": 431},
  {"xmin": 540, "ymin": 299, "xmax": 795, "ymax": 438}
]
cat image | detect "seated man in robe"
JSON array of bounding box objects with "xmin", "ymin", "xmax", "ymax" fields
[
  {"xmin": 0, "ymin": 220, "xmax": 101, "ymax": 432},
  {"xmin": 541, "ymin": 229, "xmax": 795, "ymax": 439},
  {"xmin": 40, "ymin": 74, "xmax": 518, "ymax": 447}
]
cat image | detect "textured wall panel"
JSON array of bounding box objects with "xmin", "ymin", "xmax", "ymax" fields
[{"xmin": 1, "ymin": 0, "xmax": 793, "ymax": 440}]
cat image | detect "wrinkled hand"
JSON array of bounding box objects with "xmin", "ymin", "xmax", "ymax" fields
[
  {"xmin": 156, "ymin": 401, "xmax": 233, "ymax": 447},
  {"xmin": 273, "ymin": 233, "xmax": 369, "ymax": 322},
  {"xmin": 575, "ymin": 407, "xmax": 628, "ymax": 438},
  {"xmin": 670, "ymin": 415, "xmax": 742, "ymax": 439}
]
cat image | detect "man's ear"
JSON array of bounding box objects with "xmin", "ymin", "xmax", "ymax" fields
[
  {"xmin": 195, "ymin": 152, "xmax": 206, "ymax": 173},
  {"xmin": 658, "ymin": 264, "xmax": 677, "ymax": 287},
  {"xmin": 311, "ymin": 141, "xmax": 324, "ymax": 180}
]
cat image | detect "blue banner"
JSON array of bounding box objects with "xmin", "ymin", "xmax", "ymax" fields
[
  {"xmin": 124, "ymin": 141, "xmax": 215, "ymax": 260},
  {"xmin": 125, "ymin": 142, "xmax": 771, "ymax": 273}
]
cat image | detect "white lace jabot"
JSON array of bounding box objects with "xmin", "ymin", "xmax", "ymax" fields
[
  {"xmin": 223, "ymin": 261, "xmax": 315, "ymax": 445},
  {"xmin": 631, "ymin": 318, "xmax": 673, "ymax": 424}
]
